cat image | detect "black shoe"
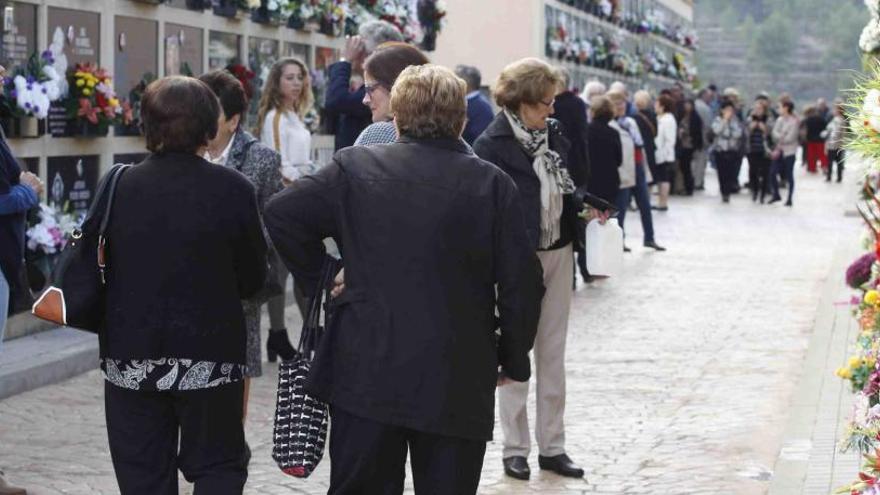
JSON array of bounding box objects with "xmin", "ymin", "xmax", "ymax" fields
[
  {"xmin": 623, "ymin": 245, "xmax": 632, "ymax": 253},
  {"xmin": 768, "ymin": 196, "xmax": 781, "ymax": 204},
  {"xmin": 644, "ymin": 241, "xmax": 666, "ymax": 251},
  {"xmin": 722, "ymin": 195, "xmax": 730, "ymax": 203},
  {"xmin": 243, "ymin": 441, "xmax": 251, "ymax": 467},
  {"xmin": 651, "ymin": 206, "xmax": 668, "ymax": 211},
  {"xmin": 538, "ymin": 454, "xmax": 585, "ymax": 478},
  {"xmin": 267, "ymin": 328, "xmax": 296, "ymax": 362},
  {"xmin": 785, "ymin": 200, "xmax": 792, "ymax": 207},
  {"xmin": 503, "ymin": 456, "xmax": 530, "ymax": 480}
]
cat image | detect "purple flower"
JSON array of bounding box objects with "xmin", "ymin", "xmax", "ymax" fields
[
  {"xmin": 847, "ymin": 253, "xmax": 877, "ymax": 289},
  {"xmin": 24, "ymin": 102, "xmax": 30, "ymax": 108},
  {"xmin": 41, "ymin": 88, "xmax": 47, "ymax": 94},
  {"xmin": 26, "ymin": 76, "xmax": 34, "ymax": 84},
  {"xmin": 10, "ymin": 89, "xmax": 17, "ymax": 98}
]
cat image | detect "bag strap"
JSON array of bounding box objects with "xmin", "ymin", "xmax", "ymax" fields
[
  {"xmin": 96, "ymin": 164, "xmax": 131, "ymax": 283},
  {"xmin": 99, "ymin": 164, "xmax": 131, "ymax": 237},
  {"xmin": 272, "ymin": 110, "xmax": 282, "ymax": 153},
  {"xmin": 298, "ymin": 257, "xmax": 342, "ymax": 357}
]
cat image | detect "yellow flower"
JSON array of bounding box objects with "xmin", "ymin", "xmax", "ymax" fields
[
  {"xmin": 866, "ymin": 290, "xmax": 880, "ymax": 306},
  {"xmin": 850, "ymin": 356, "xmax": 862, "ymax": 368},
  {"xmin": 86, "ymin": 79, "xmax": 96, "ymax": 88},
  {"xmin": 868, "ymin": 356, "xmax": 877, "ymax": 368},
  {"xmin": 82, "ymin": 88, "xmax": 91, "ymax": 96},
  {"xmin": 838, "ymin": 367, "xmax": 853, "ymax": 379},
  {"xmin": 76, "ymin": 79, "xmax": 85, "ymax": 87},
  {"xmin": 109, "ymin": 98, "xmax": 119, "ymax": 107}
]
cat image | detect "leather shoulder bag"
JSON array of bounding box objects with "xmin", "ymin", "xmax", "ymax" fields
[{"xmin": 31, "ymin": 164, "xmax": 131, "ymax": 333}]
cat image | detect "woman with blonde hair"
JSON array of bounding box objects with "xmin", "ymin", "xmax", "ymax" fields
[
  {"xmin": 265, "ymin": 64, "xmax": 541, "ymax": 494},
  {"xmin": 255, "ymin": 57, "xmax": 316, "ymax": 362},
  {"xmin": 473, "ymin": 57, "xmax": 585, "ymax": 481}
]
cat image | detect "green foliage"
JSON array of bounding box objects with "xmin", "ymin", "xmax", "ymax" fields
[{"xmin": 746, "ymin": 10, "xmax": 793, "ymax": 77}]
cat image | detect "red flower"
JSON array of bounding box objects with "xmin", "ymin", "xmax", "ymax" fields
[{"xmin": 77, "ymin": 98, "xmax": 99, "ymax": 124}]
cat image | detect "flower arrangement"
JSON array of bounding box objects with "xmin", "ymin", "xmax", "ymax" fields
[
  {"xmin": 851, "ymin": 253, "xmax": 879, "ymax": 289},
  {"xmin": 2, "ymin": 50, "xmax": 65, "ymax": 119},
  {"xmin": 845, "ymin": 64, "xmax": 880, "ymax": 163},
  {"xmin": 835, "ymin": 445, "xmax": 880, "ymax": 494},
  {"xmin": 26, "ymin": 203, "xmax": 81, "ymax": 256},
  {"xmin": 65, "ymin": 64, "xmax": 131, "ymax": 132},
  {"xmin": 863, "ymin": 0, "xmax": 880, "ymax": 60}
]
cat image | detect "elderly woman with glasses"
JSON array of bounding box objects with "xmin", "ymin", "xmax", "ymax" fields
[
  {"xmin": 354, "ymin": 42, "xmax": 429, "ymax": 146},
  {"xmin": 473, "ymin": 57, "xmax": 585, "ymax": 481}
]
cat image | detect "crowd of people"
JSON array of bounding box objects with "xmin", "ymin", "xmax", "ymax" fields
[{"xmin": 0, "ymin": 17, "xmax": 850, "ymax": 495}]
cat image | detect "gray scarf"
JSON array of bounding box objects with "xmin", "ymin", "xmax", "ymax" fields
[{"xmin": 504, "ymin": 110, "xmax": 575, "ymax": 248}]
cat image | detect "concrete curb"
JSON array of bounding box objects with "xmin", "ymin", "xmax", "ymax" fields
[
  {"xmin": 0, "ymin": 327, "xmax": 99, "ymax": 400},
  {"xmin": 768, "ymin": 234, "xmax": 863, "ymax": 494}
]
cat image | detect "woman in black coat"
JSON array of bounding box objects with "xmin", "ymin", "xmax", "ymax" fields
[
  {"xmin": 586, "ymin": 95, "xmax": 623, "ymax": 205},
  {"xmin": 473, "ymin": 58, "xmax": 585, "ymax": 481},
  {"xmin": 265, "ymin": 65, "xmax": 542, "ymax": 494},
  {"xmin": 100, "ymin": 76, "xmax": 267, "ymax": 494}
]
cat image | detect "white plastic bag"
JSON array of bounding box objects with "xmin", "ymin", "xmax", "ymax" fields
[{"xmin": 585, "ymin": 218, "xmax": 624, "ymax": 278}]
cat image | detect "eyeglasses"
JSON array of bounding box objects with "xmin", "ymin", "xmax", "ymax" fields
[{"xmin": 364, "ymin": 83, "xmax": 386, "ymax": 96}]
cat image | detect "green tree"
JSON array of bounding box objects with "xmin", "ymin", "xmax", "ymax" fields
[{"xmin": 746, "ymin": 10, "xmax": 794, "ymax": 81}]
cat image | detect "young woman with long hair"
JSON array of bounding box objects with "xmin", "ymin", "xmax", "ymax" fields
[{"xmin": 254, "ymin": 57, "xmax": 316, "ymax": 362}]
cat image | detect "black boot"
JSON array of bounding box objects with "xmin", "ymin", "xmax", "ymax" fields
[{"xmin": 267, "ymin": 328, "xmax": 296, "ymax": 362}]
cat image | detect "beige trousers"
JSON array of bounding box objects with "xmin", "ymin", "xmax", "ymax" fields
[{"xmin": 499, "ymin": 244, "xmax": 573, "ymax": 459}]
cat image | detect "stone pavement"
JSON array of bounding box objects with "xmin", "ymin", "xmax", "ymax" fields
[{"xmin": 0, "ymin": 164, "xmax": 866, "ymax": 494}]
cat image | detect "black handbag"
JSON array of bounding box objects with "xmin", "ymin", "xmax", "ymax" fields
[
  {"xmin": 31, "ymin": 164, "xmax": 130, "ymax": 332},
  {"xmin": 272, "ymin": 256, "xmax": 340, "ymax": 478}
]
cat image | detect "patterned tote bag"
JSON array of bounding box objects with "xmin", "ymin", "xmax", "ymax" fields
[{"xmin": 272, "ymin": 256, "xmax": 340, "ymax": 478}]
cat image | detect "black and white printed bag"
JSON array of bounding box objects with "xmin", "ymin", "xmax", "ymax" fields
[{"xmin": 272, "ymin": 257, "xmax": 340, "ymax": 478}]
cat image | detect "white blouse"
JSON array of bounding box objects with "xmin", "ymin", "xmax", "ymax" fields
[
  {"xmin": 260, "ymin": 109, "xmax": 316, "ymax": 181},
  {"xmin": 655, "ymin": 113, "xmax": 678, "ymax": 164}
]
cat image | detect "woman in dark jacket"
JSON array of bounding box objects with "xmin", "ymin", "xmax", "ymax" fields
[
  {"xmin": 198, "ymin": 69, "xmax": 283, "ymax": 460},
  {"xmin": 473, "ymin": 57, "xmax": 585, "ymax": 481},
  {"xmin": 676, "ymin": 99, "xmax": 703, "ymax": 196},
  {"xmin": 265, "ymin": 65, "xmax": 542, "ymax": 494},
  {"xmin": 100, "ymin": 76, "xmax": 267, "ymax": 494},
  {"xmin": 586, "ymin": 95, "xmax": 623, "ymax": 204}
]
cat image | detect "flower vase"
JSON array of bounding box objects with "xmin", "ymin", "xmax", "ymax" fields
[
  {"xmin": 287, "ymin": 15, "xmax": 305, "ymax": 30},
  {"xmin": 0, "ymin": 116, "xmax": 45, "ymax": 138},
  {"xmin": 185, "ymin": 0, "xmax": 210, "ymax": 9},
  {"xmin": 212, "ymin": 4, "xmax": 238, "ymax": 18},
  {"xmin": 73, "ymin": 120, "xmax": 109, "ymax": 138}
]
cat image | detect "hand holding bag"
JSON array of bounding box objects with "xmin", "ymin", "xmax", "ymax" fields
[
  {"xmin": 272, "ymin": 256, "xmax": 341, "ymax": 478},
  {"xmin": 31, "ymin": 164, "xmax": 130, "ymax": 332}
]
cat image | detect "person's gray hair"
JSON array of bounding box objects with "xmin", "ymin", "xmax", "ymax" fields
[
  {"xmin": 556, "ymin": 67, "xmax": 571, "ymax": 90},
  {"xmin": 454, "ymin": 65, "xmax": 482, "ymax": 92},
  {"xmin": 583, "ymin": 80, "xmax": 606, "ymax": 98},
  {"xmin": 358, "ymin": 20, "xmax": 405, "ymax": 54},
  {"xmin": 609, "ymin": 81, "xmax": 627, "ymax": 95}
]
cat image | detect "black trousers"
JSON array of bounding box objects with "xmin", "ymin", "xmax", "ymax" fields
[
  {"xmin": 104, "ymin": 381, "xmax": 247, "ymax": 495},
  {"xmin": 716, "ymin": 151, "xmax": 740, "ymax": 197},
  {"xmin": 328, "ymin": 407, "xmax": 487, "ymax": 495},
  {"xmin": 677, "ymin": 149, "xmax": 695, "ymax": 194},
  {"xmin": 747, "ymin": 152, "xmax": 771, "ymax": 201},
  {"xmin": 827, "ymin": 148, "xmax": 845, "ymax": 181}
]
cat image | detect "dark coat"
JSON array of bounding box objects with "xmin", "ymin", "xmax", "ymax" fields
[
  {"xmin": 324, "ymin": 61, "xmax": 372, "ymax": 151},
  {"xmin": 463, "ymin": 93, "xmax": 495, "ymax": 145},
  {"xmin": 806, "ymin": 115, "xmax": 828, "ymax": 143},
  {"xmin": 224, "ymin": 128, "xmax": 282, "ymax": 210},
  {"xmin": 0, "ymin": 129, "xmax": 37, "ymax": 300},
  {"xmin": 551, "ymin": 91, "xmax": 591, "ymax": 187},
  {"xmin": 264, "ymin": 137, "xmax": 543, "ymax": 441},
  {"xmin": 635, "ymin": 109, "xmax": 657, "ymax": 170},
  {"xmin": 677, "ymin": 111, "xmax": 704, "ymax": 151},
  {"xmin": 473, "ymin": 112, "xmax": 577, "ymax": 251},
  {"xmin": 102, "ymin": 152, "xmax": 267, "ymax": 364},
  {"xmin": 586, "ymin": 117, "xmax": 623, "ymax": 204}
]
